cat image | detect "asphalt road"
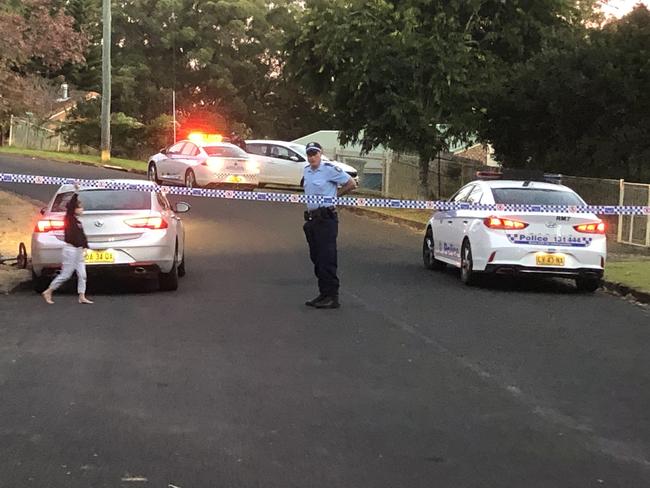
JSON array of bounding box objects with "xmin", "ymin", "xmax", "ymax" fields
[{"xmin": 1, "ymin": 154, "xmax": 649, "ymax": 488}]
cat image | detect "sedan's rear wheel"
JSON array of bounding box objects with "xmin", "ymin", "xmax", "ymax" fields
[
  {"xmin": 32, "ymin": 270, "xmax": 49, "ymax": 293},
  {"xmin": 177, "ymin": 251, "xmax": 186, "ymax": 278},
  {"xmin": 159, "ymin": 243, "xmax": 179, "ymax": 291}
]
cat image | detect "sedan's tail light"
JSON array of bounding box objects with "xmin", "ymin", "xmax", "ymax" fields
[
  {"xmin": 574, "ymin": 222, "xmax": 606, "ymax": 234},
  {"xmin": 34, "ymin": 219, "xmax": 65, "ymax": 232},
  {"xmin": 125, "ymin": 216, "xmax": 168, "ymax": 229},
  {"xmin": 483, "ymin": 216, "xmax": 529, "ymax": 230},
  {"xmin": 202, "ymin": 157, "xmax": 224, "ymax": 170}
]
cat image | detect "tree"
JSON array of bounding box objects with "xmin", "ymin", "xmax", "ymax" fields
[
  {"xmin": 104, "ymin": 0, "xmax": 328, "ymax": 141},
  {"xmin": 0, "ymin": 0, "xmax": 87, "ymax": 124},
  {"xmin": 484, "ymin": 5, "xmax": 650, "ymax": 181},
  {"xmin": 58, "ymin": 98, "xmax": 148, "ymax": 158},
  {"xmin": 289, "ymin": 0, "xmax": 596, "ymax": 197}
]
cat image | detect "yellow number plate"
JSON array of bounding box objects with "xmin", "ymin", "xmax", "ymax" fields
[
  {"xmin": 85, "ymin": 250, "xmax": 115, "ymax": 264},
  {"xmin": 536, "ymin": 253, "xmax": 565, "ymax": 266},
  {"xmin": 226, "ymin": 175, "xmax": 243, "ymax": 183}
]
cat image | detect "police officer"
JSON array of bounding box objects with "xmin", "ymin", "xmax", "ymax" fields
[{"xmin": 303, "ymin": 142, "xmax": 357, "ymax": 309}]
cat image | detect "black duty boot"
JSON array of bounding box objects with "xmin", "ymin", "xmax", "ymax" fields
[
  {"xmin": 305, "ymin": 294, "xmax": 325, "ymax": 307},
  {"xmin": 314, "ymin": 295, "xmax": 340, "ymax": 309}
]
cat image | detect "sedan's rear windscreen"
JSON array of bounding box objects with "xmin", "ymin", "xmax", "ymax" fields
[
  {"xmin": 51, "ymin": 190, "xmax": 151, "ymax": 212},
  {"xmin": 491, "ymin": 188, "xmax": 585, "ymax": 206},
  {"xmin": 204, "ymin": 146, "xmax": 248, "ymax": 158}
]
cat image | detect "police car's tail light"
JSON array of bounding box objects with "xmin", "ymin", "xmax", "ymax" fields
[
  {"xmin": 245, "ymin": 159, "xmax": 260, "ymax": 173},
  {"xmin": 34, "ymin": 219, "xmax": 65, "ymax": 232},
  {"xmin": 202, "ymin": 157, "xmax": 224, "ymax": 170},
  {"xmin": 574, "ymin": 222, "xmax": 606, "ymax": 234},
  {"xmin": 483, "ymin": 216, "xmax": 529, "ymax": 230},
  {"xmin": 125, "ymin": 216, "xmax": 168, "ymax": 230}
]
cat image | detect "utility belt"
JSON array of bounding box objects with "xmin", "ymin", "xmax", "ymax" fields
[{"xmin": 304, "ymin": 206, "xmax": 337, "ymax": 221}]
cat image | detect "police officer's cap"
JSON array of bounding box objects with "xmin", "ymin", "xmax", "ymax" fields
[{"xmin": 305, "ymin": 142, "xmax": 322, "ymax": 155}]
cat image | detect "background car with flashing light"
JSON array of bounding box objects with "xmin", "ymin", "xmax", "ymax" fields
[
  {"xmin": 31, "ymin": 180, "xmax": 190, "ymax": 292},
  {"xmin": 148, "ymin": 134, "xmax": 260, "ymax": 190},
  {"xmin": 244, "ymin": 140, "xmax": 358, "ymax": 188},
  {"xmin": 422, "ymin": 173, "xmax": 607, "ymax": 292}
]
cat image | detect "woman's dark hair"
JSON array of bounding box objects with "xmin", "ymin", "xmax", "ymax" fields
[{"xmin": 65, "ymin": 193, "xmax": 81, "ymax": 216}]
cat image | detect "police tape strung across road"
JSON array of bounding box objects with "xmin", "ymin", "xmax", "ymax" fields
[{"xmin": 2, "ymin": 171, "xmax": 649, "ymax": 216}]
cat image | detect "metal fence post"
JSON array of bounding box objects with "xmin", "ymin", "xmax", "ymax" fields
[
  {"xmin": 617, "ymin": 179, "xmax": 624, "ymax": 243},
  {"xmin": 646, "ymin": 186, "xmax": 650, "ymax": 247}
]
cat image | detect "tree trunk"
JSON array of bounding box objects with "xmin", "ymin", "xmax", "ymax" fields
[{"xmin": 417, "ymin": 151, "xmax": 433, "ymax": 200}]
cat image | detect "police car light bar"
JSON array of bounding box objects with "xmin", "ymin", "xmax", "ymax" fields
[{"xmin": 476, "ymin": 169, "xmax": 562, "ymax": 184}]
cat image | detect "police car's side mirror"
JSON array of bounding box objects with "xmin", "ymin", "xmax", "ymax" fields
[
  {"xmin": 290, "ymin": 156, "xmax": 300, "ymax": 162},
  {"xmin": 160, "ymin": 147, "xmax": 167, "ymax": 155}
]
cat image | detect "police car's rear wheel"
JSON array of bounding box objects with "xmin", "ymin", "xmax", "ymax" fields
[
  {"xmin": 148, "ymin": 163, "xmax": 161, "ymax": 185},
  {"xmin": 185, "ymin": 170, "xmax": 198, "ymax": 189},
  {"xmin": 423, "ymin": 228, "xmax": 445, "ymax": 271},
  {"xmin": 576, "ymin": 276, "xmax": 600, "ymax": 293},
  {"xmin": 460, "ymin": 240, "xmax": 477, "ymax": 286}
]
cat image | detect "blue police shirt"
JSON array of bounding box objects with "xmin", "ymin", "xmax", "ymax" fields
[{"xmin": 303, "ymin": 162, "xmax": 351, "ymax": 211}]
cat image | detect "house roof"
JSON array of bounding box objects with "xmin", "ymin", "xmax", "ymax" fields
[{"xmin": 48, "ymin": 90, "xmax": 100, "ymax": 121}]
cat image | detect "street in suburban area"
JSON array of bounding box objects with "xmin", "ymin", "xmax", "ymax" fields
[
  {"xmin": 1, "ymin": 154, "xmax": 649, "ymax": 487},
  {"xmin": 2, "ymin": 0, "xmax": 650, "ymax": 486}
]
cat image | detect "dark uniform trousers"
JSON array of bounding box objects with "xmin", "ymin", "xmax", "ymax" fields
[{"xmin": 303, "ymin": 207, "xmax": 339, "ymax": 298}]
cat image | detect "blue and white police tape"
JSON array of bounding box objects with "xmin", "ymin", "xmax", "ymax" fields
[{"xmin": 2, "ymin": 172, "xmax": 649, "ymax": 216}]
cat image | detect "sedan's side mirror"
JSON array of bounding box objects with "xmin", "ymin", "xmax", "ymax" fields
[
  {"xmin": 290, "ymin": 156, "xmax": 300, "ymax": 162},
  {"xmin": 160, "ymin": 147, "xmax": 167, "ymax": 155},
  {"xmin": 40, "ymin": 207, "xmax": 46, "ymax": 215},
  {"xmin": 174, "ymin": 202, "xmax": 191, "ymax": 214}
]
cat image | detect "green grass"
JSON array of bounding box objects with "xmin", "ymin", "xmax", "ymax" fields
[
  {"xmin": 0, "ymin": 146, "xmax": 146, "ymax": 172},
  {"xmin": 356, "ymin": 207, "xmax": 433, "ymax": 225},
  {"xmin": 605, "ymin": 260, "xmax": 650, "ymax": 293}
]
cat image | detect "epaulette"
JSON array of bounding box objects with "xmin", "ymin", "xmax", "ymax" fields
[{"xmin": 324, "ymin": 162, "xmax": 342, "ymax": 172}]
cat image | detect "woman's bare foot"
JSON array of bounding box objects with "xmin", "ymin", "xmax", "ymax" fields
[
  {"xmin": 42, "ymin": 289, "xmax": 54, "ymax": 304},
  {"xmin": 78, "ymin": 295, "xmax": 94, "ymax": 304}
]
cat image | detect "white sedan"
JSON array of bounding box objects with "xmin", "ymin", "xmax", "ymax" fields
[
  {"xmin": 32, "ymin": 180, "xmax": 190, "ymax": 292},
  {"xmin": 422, "ymin": 178, "xmax": 607, "ymax": 292},
  {"xmin": 244, "ymin": 140, "xmax": 358, "ymax": 187},
  {"xmin": 148, "ymin": 138, "xmax": 259, "ymax": 190}
]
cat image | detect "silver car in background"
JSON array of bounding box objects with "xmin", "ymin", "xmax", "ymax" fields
[
  {"xmin": 31, "ymin": 180, "xmax": 190, "ymax": 292},
  {"xmin": 245, "ymin": 140, "xmax": 359, "ymax": 188}
]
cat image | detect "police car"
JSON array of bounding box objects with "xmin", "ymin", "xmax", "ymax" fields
[
  {"xmin": 148, "ymin": 133, "xmax": 259, "ymax": 190},
  {"xmin": 422, "ymin": 173, "xmax": 607, "ymax": 292}
]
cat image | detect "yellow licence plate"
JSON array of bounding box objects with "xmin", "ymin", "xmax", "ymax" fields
[
  {"xmin": 536, "ymin": 253, "xmax": 565, "ymax": 266},
  {"xmin": 85, "ymin": 250, "xmax": 115, "ymax": 264},
  {"xmin": 226, "ymin": 175, "xmax": 243, "ymax": 183}
]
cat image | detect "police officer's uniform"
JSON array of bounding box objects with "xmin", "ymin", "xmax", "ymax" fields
[{"xmin": 303, "ymin": 143, "xmax": 351, "ymax": 308}]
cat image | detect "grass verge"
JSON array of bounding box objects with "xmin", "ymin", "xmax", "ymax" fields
[
  {"xmin": 605, "ymin": 260, "xmax": 650, "ymax": 294},
  {"xmin": 0, "ymin": 146, "xmax": 146, "ymax": 172}
]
